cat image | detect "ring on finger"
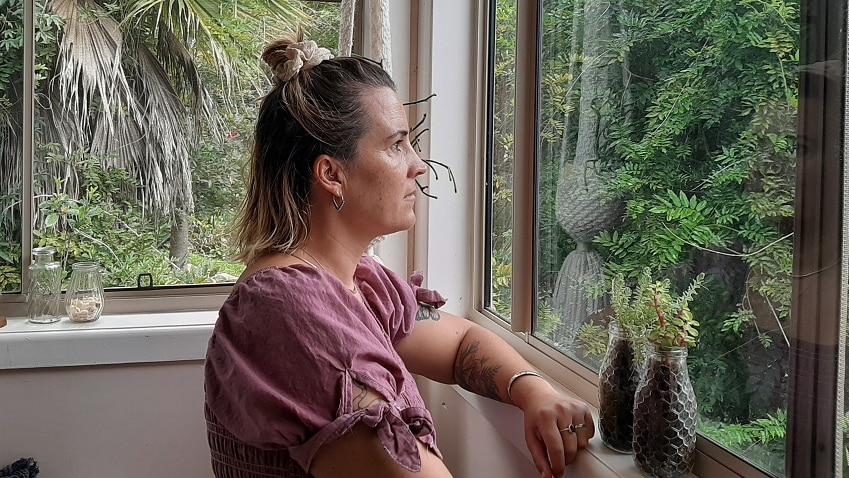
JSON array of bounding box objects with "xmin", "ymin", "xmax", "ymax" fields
[{"xmin": 558, "ymin": 423, "xmax": 586, "ymax": 434}]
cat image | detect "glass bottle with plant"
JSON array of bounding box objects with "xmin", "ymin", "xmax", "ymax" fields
[
  {"xmin": 579, "ymin": 268, "xmax": 660, "ymax": 453},
  {"xmin": 632, "ymin": 271, "xmax": 705, "ymax": 478}
]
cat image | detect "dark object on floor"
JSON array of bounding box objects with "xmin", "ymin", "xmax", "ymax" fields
[{"xmin": 0, "ymin": 458, "xmax": 39, "ymax": 478}]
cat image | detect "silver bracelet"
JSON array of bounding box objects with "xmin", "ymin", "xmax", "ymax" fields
[{"xmin": 506, "ymin": 370, "xmax": 545, "ymax": 401}]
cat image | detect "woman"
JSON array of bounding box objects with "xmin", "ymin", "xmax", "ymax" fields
[{"xmin": 204, "ymin": 32, "xmax": 594, "ymax": 478}]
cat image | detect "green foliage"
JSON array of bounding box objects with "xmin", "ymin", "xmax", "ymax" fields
[
  {"xmin": 645, "ymin": 271, "xmax": 705, "ymax": 348},
  {"xmin": 488, "ymin": 0, "xmax": 518, "ymax": 321},
  {"xmin": 597, "ymin": 0, "xmax": 798, "ymax": 315},
  {"xmin": 490, "ymin": 234, "xmax": 513, "ymax": 318},
  {"xmin": 30, "ymin": 144, "xmax": 244, "ymax": 288},
  {"xmin": 700, "ymin": 411, "xmax": 787, "ymax": 475},
  {"xmin": 578, "ymin": 268, "xmax": 705, "ymax": 352},
  {"xmin": 2, "ymin": 0, "xmax": 318, "ymax": 290},
  {"xmin": 576, "ymin": 322, "xmax": 608, "ymax": 357},
  {"xmin": 536, "ymin": 301, "xmax": 562, "ymax": 337},
  {"xmin": 0, "ymin": 240, "xmax": 21, "ymax": 290},
  {"xmin": 0, "ymin": 0, "xmax": 63, "ymax": 97},
  {"xmin": 570, "ymin": 0, "xmax": 796, "ymax": 462}
]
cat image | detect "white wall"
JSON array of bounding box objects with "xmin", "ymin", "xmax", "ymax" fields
[
  {"xmin": 0, "ymin": 362, "xmax": 211, "ymax": 477},
  {"xmin": 420, "ymin": 0, "xmax": 479, "ymax": 318}
]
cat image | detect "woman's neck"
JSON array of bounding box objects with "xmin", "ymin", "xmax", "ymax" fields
[{"xmin": 296, "ymin": 237, "xmax": 366, "ymax": 291}]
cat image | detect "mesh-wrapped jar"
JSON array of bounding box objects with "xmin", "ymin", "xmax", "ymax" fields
[
  {"xmin": 65, "ymin": 262, "xmax": 104, "ymax": 323},
  {"xmin": 27, "ymin": 247, "xmax": 63, "ymax": 324},
  {"xmin": 598, "ymin": 320, "xmax": 639, "ymax": 453},
  {"xmin": 633, "ymin": 346, "xmax": 698, "ymax": 478}
]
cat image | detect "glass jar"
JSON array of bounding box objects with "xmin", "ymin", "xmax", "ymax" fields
[
  {"xmin": 65, "ymin": 262, "xmax": 105, "ymax": 323},
  {"xmin": 598, "ymin": 320, "xmax": 639, "ymax": 453},
  {"xmin": 632, "ymin": 346, "xmax": 698, "ymax": 478},
  {"xmin": 27, "ymin": 247, "xmax": 63, "ymax": 324}
]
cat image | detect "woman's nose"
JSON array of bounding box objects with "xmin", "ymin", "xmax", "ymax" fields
[{"xmin": 411, "ymin": 154, "xmax": 428, "ymax": 177}]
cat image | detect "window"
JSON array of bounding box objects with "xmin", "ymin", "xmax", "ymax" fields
[
  {"xmin": 484, "ymin": 0, "xmax": 845, "ymax": 476},
  {"xmin": 1, "ymin": 1, "xmax": 350, "ymax": 315}
]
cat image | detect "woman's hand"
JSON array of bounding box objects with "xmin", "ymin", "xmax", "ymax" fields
[{"xmin": 511, "ymin": 377, "xmax": 595, "ymax": 478}]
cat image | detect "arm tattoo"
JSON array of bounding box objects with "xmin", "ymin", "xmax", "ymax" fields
[
  {"xmin": 416, "ymin": 303, "xmax": 440, "ymax": 321},
  {"xmin": 454, "ymin": 340, "xmax": 502, "ymax": 401},
  {"xmin": 352, "ymin": 381, "xmax": 385, "ymax": 410}
]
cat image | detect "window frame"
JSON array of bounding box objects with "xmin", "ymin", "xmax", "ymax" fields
[
  {"xmin": 787, "ymin": 0, "xmax": 846, "ymax": 475},
  {"xmin": 474, "ymin": 0, "xmax": 847, "ymax": 477}
]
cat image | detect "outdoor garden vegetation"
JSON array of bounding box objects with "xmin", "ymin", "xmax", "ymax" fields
[
  {"xmin": 0, "ymin": 0, "xmax": 341, "ymax": 290},
  {"xmin": 489, "ymin": 0, "xmax": 802, "ymax": 474}
]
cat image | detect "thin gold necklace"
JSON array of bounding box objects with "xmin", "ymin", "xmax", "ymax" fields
[{"xmin": 295, "ymin": 249, "xmax": 357, "ymax": 294}]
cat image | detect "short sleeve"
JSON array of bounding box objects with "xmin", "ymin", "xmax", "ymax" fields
[
  {"xmin": 354, "ymin": 256, "xmax": 447, "ymax": 345},
  {"xmin": 204, "ymin": 263, "xmax": 440, "ymax": 473}
]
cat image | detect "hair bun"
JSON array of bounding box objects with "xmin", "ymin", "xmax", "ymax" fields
[{"xmin": 264, "ymin": 39, "xmax": 333, "ymax": 83}]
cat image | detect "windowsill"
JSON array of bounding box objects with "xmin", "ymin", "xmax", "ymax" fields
[
  {"xmin": 447, "ymin": 383, "xmax": 651, "ymax": 478},
  {"xmin": 0, "ymin": 311, "xmax": 216, "ymax": 369}
]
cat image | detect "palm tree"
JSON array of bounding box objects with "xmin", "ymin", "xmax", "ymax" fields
[{"xmin": 2, "ymin": 0, "xmax": 307, "ymax": 272}]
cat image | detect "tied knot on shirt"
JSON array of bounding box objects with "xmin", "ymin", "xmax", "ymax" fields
[
  {"xmin": 410, "ymin": 271, "xmax": 446, "ymax": 309},
  {"xmin": 357, "ymin": 402, "xmax": 436, "ymax": 473}
]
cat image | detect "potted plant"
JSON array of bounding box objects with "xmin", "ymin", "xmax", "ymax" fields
[
  {"xmin": 579, "ymin": 269, "xmax": 659, "ymax": 453},
  {"xmin": 631, "ymin": 271, "xmax": 705, "ymax": 478}
]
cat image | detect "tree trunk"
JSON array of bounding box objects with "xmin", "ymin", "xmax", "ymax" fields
[
  {"xmin": 170, "ymin": 208, "xmax": 190, "ymax": 269},
  {"xmin": 573, "ymin": 0, "xmax": 611, "ymax": 168}
]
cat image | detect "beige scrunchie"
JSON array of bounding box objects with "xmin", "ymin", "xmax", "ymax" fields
[{"xmin": 275, "ymin": 40, "xmax": 333, "ymax": 82}]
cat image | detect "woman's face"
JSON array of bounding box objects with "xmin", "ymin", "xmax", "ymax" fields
[{"xmin": 343, "ymin": 87, "xmax": 428, "ymax": 237}]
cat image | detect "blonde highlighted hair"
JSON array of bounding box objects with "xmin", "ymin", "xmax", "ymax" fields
[{"xmin": 234, "ymin": 32, "xmax": 395, "ymax": 265}]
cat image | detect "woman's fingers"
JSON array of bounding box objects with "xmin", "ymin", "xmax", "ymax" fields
[
  {"xmin": 523, "ymin": 394, "xmax": 597, "ymax": 477},
  {"xmin": 556, "ymin": 420, "xmax": 580, "ymax": 470},
  {"xmin": 525, "ymin": 427, "xmax": 554, "ymax": 478},
  {"xmin": 527, "ymin": 418, "xmax": 586, "ymax": 478},
  {"xmin": 575, "ymin": 410, "xmax": 595, "ymax": 449}
]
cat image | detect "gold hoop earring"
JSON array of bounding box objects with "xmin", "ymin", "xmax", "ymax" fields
[{"xmin": 332, "ymin": 194, "xmax": 345, "ymax": 211}]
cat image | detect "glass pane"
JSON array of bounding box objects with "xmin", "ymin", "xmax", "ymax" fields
[
  {"xmin": 22, "ymin": 0, "xmax": 338, "ymax": 289},
  {"xmin": 534, "ymin": 0, "xmax": 799, "ymax": 474},
  {"xmin": 486, "ymin": 0, "xmax": 517, "ymax": 321},
  {"xmin": 0, "ymin": 1, "xmax": 24, "ymax": 293}
]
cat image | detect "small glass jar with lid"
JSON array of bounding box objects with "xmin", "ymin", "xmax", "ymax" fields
[
  {"xmin": 65, "ymin": 262, "xmax": 105, "ymax": 323},
  {"xmin": 27, "ymin": 246, "xmax": 63, "ymax": 324}
]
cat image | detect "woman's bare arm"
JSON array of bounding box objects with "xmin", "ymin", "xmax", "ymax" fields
[
  {"xmin": 395, "ymin": 308, "xmax": 594, "ymax": 478},
  {"xmin": 310, "ymin": 424, "xmax": 453, "ymax": 478}
]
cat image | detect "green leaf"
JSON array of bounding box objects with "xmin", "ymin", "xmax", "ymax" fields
[{"xmin": 45, "ymin": 213, "xmax": 59, "ymax": 228}]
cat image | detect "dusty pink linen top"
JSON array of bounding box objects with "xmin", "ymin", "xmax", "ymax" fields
[{"xmin": 204, "ymin": 255, "xmax": 444, "ymax": 477}]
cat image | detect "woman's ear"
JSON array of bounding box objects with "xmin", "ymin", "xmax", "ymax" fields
[{"xmin": 312, "ymin": 154, "xmax": 346, "ymax": 196}]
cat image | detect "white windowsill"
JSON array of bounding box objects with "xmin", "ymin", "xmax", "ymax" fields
[
  {"xmin": 0, "ymin": 311, "xmax": 216, "ymax": 369},
  {"xmin": 449, "ymin": 385, "xmax": 648, "ymax": 478}
]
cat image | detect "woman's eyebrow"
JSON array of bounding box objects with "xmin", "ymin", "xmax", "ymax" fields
[{"xmin": 384, "ymin": 129, "xmax": 409, "ymax": 141}]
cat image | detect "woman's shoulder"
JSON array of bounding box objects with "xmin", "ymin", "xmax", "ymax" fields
[
  {"xmin": 222, "ymin": 262, "xmax": 342, "ymax": 319},
  {"xmin": 236, "ymin": 252, "xmax": 305, "ymax": 283},
  {"xmin": 355, "ymin": 254, "xmax": 402, "ymax": 285}
]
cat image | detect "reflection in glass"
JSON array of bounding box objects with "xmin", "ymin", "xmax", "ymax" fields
[{"xmin": 526, "ymin": 0, "xmax": 799, "ymax": 474}]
